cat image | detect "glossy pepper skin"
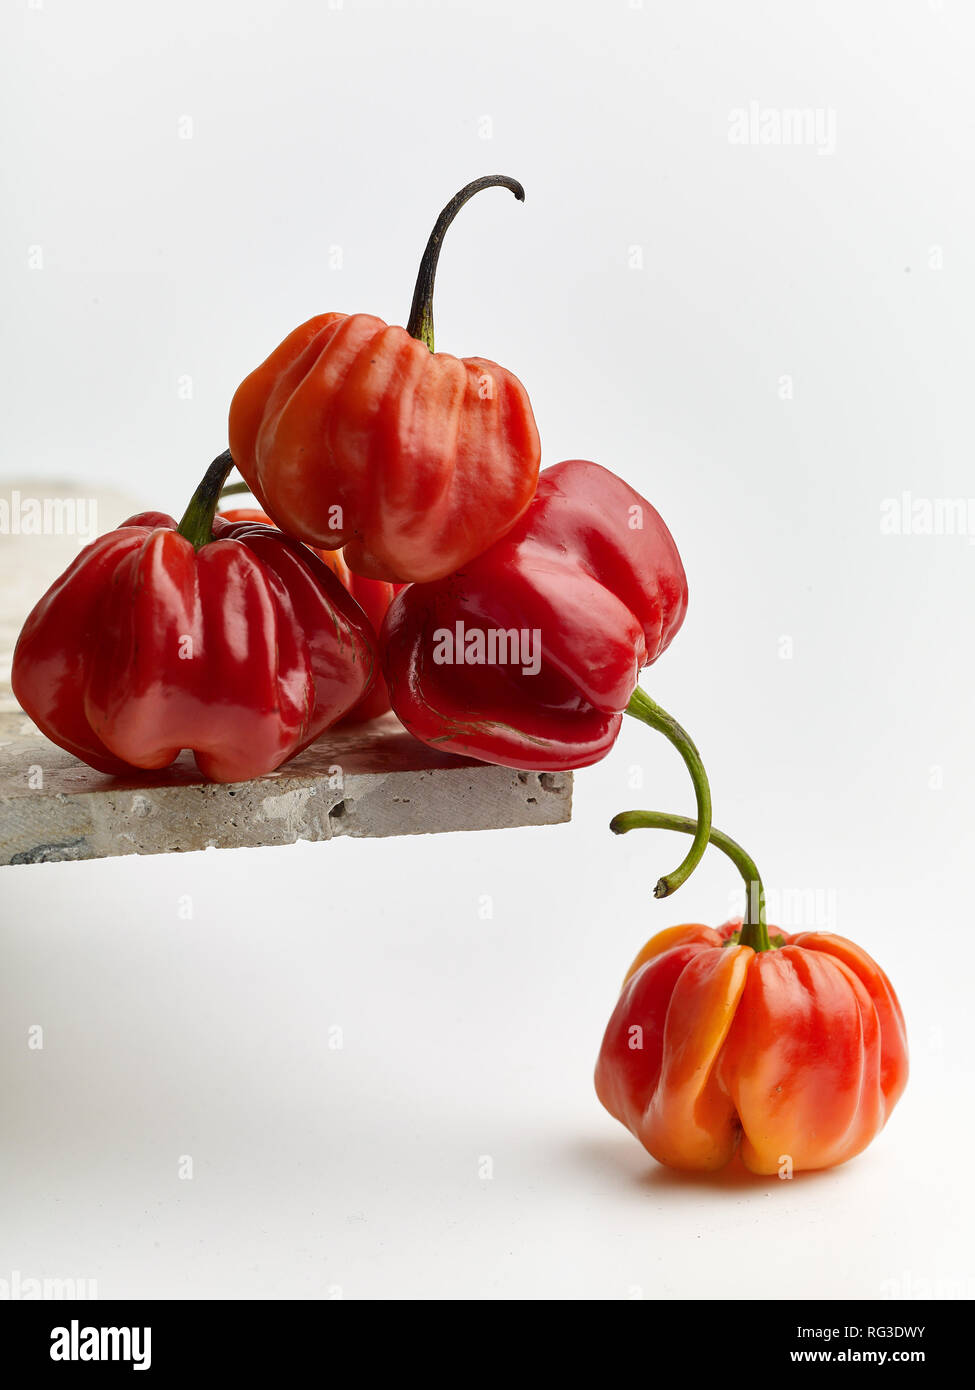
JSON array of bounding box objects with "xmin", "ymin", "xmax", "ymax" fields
[
  {"xmin": 380, "ymin": 459, "xmax": 688, "ymax": 770},
  {"xmin": 11, "ymin": 512, "xmax": 376, "ymax": 783},
  {"xmin": 222, "ymin": 505, "xmax": 403, "ymax": 723},
  {"xmin": 595, "ymin": 920, "xmax": 909, "ymax": 1174},
  {"xmin": 317, "ymin": 549, "xmax": 405, "ymax": 721},
  {"xmin": 228, "ymin": 176, "xmax": 540, "ymax": 584}
]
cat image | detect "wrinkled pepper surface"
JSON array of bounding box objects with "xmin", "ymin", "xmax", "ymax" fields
[
  {"xmin": 595, "ymin": 813, "xmax": 909, "ymax": 1174},
  {"xmin": 229, "ymin": 176, "xmax": 540, "ymax": 583},
  {"xmin": 381, "ymin": 458, "xmax": 689, "ymax": 770},
  {"xmin": 222, "ymin": 503, "xmax": 403, "ymax": 722},
  {"xmin": 12, "ymin": 453, "xmax": 376, "ymax": 782}
]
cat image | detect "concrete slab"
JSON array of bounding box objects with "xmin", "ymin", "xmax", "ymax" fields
[
  {"xmin": 0, "ymin": 711, "xmax": 572, "ymax": 866},
  {"xmin": 0, "ymin": 479, "xmax": 572, "ymax": 866}
]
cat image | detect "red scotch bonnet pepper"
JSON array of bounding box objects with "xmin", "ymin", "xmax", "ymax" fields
[
  {"xmin": 229, "ymin": 175, "xmax": 541, "ymax": 584},
  {"xmin": 382, "ymin": 456, "xmax": 715, "ymax": 897},
  {"xmin": 11, "ymin": 452, "xmax": 376, "ymax": 783},
  {"xmin": 381, "ymin": 458, "xmax": 687, "ymax": 769},
  {"xmin": 595, "ymin": 813, "xmax": 909, "ymax": 1174},
  {"xmin": 220, "ymin": 498, "xmax": 404, "ymax": 723}
]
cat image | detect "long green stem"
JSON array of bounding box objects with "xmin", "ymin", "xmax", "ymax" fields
[
  {"xmin": 610, "ymin": 810, "xmax": 770, "ymax": 953},
  {"xmin": 218, "ymin": 480, "xmax": 252, "ymax": 500},
  {"xmin": 624, "ymin": 687, "xmax": 712, "ymax": 901},
  {"xmin": 177, "ymin": 450, "xmax": 236, "ymax": 550},
  {"xmin": 405, "ymin": 175, "xmax": 525, "ymax": 352}
]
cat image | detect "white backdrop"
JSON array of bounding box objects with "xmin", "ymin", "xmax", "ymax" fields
[{"xmin": 2, "ymin": 0, "xmax": 972, "ymax": 1300}]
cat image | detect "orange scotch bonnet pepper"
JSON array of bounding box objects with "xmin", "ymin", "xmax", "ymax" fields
[
  {"xmin": 228, "ymin": 176, "xmax": 541, "ymax": 584},
  {"xmin": 595, "ymin": 813, "xmax": 908, "ymax": 1175}
]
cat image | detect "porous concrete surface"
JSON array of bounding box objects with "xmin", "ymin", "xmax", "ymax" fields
[
  {"xmin": 0, "ymin": 711, "xmax": 572, "ymax": 865},
  {"xmin": 0, "ymin": 479, "xmax": 572, "ymax": 865}
]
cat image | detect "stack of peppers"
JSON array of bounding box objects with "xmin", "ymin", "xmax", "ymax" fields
[{"xmin": 12, "ymin": 176, "xmax": 907, "ymax": 1176}]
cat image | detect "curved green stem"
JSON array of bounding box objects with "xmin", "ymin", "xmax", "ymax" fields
[
  {"xmin": 624, "ymin": 687, "xmax": 712, "ymax": 901},
  {"xmin": 177, "ymin": 450, "xmax": 236, "ymax": 550},
  {"xmin": 610, "ymin": 810, "xmax": 770, "ymax": 953},
  {"xmin": 218, "ymin": 480, "xmax": 252, "ymax": 500},
  {"xmin": 405, "ymin": 175, "xmax": 525, "ymax": 351}
]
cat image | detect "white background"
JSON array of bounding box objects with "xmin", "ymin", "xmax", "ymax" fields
[{"xmin": 1, "ymin": 0, "xmax": 973, "ymax": 1300}]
